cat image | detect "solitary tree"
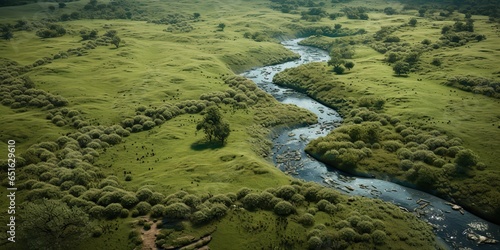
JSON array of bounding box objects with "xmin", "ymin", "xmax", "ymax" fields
[
  {"xmin": 218, "ymin": 23, "xmax": 226, "ymax": 31},
  {"xmin": 393, "ymin": 61, "xmax": 410, "ymax": 76},
  {"xmin": 333, "ymin": 65, "xmax": 345, "ymax": 74},
  {"xmin": 111, "ymin": 35, "xmax": 121, "ymax": 48},
  {"xmin": 193, "ymin": 13, "xmax": 201, "ymax": 19},
  {"xmin": 20, "ymin": 199, "xmax": 91, "ymax": 250},
  {"xmin": 392, "ymin": 61, "xmax": 410, "ymax": 76},
  {"xmin": 409, "ymin": 18, "xmax": 417, "ymax": 27},
  {"xmin": 344, "ymin": 61, "xmax": 355, "ymax": 71},
  {"xmin": 196, "ymin": 106, "xmax": 230, "ymax": 144}
]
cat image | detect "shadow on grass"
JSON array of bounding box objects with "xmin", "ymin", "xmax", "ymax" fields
[
  {"xmin": 392, "ymin": 74, "xmax": 410, "ymax": 78},
  {"xmin": 191, "ymin": 139, "xmax": 225, "ymax": 151}
]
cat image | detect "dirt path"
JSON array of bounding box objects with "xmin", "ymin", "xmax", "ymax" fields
[{"xmin": 141, "ymin": 219, "xmax": 159, "ymax": 250}]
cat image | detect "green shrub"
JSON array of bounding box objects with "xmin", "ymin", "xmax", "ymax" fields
[
  {"xmin": 209, "ymin": 194, "xmax": 232, "ymax": 207},
  {"xmin": 121, "ymin": 194, "xmax": 139, "ymax": 208},
  {"xmin": 241, "ymin": 193, "xmax": 260, "ymax": 210},
  {"xmin": 382, "ymin": 140, "xmax": 403, "ymax": 152},
  {"xmin": 298, "ymin": 213, "xmax": 315, "ymax": 227},
  {"xmin": 357, "ymin": 221, "xmax": 374, "ymax": 234},
  {"xmin": 120, "ymin": 208, "xmax": 129, "ymax": 218},
  {"xmin": 136, "ymin": 188, "xmax": 153, "ymax": 201},
  {"xmin": 237, "ymin": 187, "xmax": 251, "ymax": 200},
  {"xmin": 150, "ymin": 204, "xmax": 166, "ymax": 218},
  {"xmin": 317, "ymin": 189, "xmax": 341, "ymax": 204},
  {"xmin": 182, "ymin": 194, "xmax": 201, "ymax": 208},
  {"xmin": 89, "ymin": 205, "xmax": 105, "ymax": 219},
  {"xmin": 209, "ymin": 203, "xmax": 228, "ymax": 219},
  {"xmin": 191, "ymin": 210, "xmax": 211, "ymax": 225},
  {"xmin": 135, "ymin": 201, "xmax": 152, "ymax": 215},
  {"xmin": 455, "ymin": 149, "xmax": 478, "ymax": 172},
  {"xmin": 165, "ymin": 202, "xmax": 191, "ymax": 219},
  {"xmin": 104, "ymin": 203, "xmax": 123, "ymax": 219},
  {"xmin": 273, "ymin": 201, "xmax": 296, "ymax": 216},
  {"xmin": 307, "ymin": 236, "xmax": 322, "ymax": 250},
  {"xmin": 339, "ymin": 227, "xmax": 358, "ymax": 242},
  {"xmin": 372, "ymin": 230, "xmax": 387, "ymax": 245},
  {"xmin": 149, "ymin": 192, "xmax": 165, "ymax": 206},
  {"xmin": 276, "ymin": 185, "xmax": 296, "ymax": 200}
]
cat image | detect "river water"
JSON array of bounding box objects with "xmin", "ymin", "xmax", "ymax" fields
[{"xmin": 241, "ymin": 39, "xmax": 500, "ymax": 249}]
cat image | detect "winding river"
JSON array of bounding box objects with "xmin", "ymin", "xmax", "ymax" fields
[{"xmin": 241, "ymin": 39, "xmax": 500, "ymax": 249}]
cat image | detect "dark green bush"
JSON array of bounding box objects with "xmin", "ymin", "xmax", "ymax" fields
[
  {"xmin": 135, "ymin": 201, "xmax": 152, "ymax": 215},
  {"xmin": 298, "ymin": 213, "xmax": 315, "ymax": 227},
  {"xmin": 136, "ymin": 188, "xmax": 153, "ymax": 201},
  {"xmin": 273, "ymin": 201, "xmax": 295, "ymax": 216},
  {"xmin": 150, "ymin": 204, "xmax": 166, "ymax": 218},
  {"xmin": 164, "ymin": 202, "xmax": 191, "ymax": 219},
  {"xmin": 104, "ymin": 203, "xmax": 123, "ymax": 219}
]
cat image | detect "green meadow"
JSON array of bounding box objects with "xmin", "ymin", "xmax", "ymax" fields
[{"xmin": 0, "ymin": 0, "xmax": 497, "ymax": 249}]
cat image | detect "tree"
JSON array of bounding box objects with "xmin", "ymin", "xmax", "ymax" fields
[
  {"xmin": 384, "ymin": 7, "xmax": 396, "ymax": 15},
  {"xmin": 218, "ymin": 23, "xmax": 226, "ymax": 31},
  {"xmin": 1, "ymin": 30, "xmax": 13, "ymax": 40},
  {"xmin": 20, "ymin": 199, "xmax": 91, "ymax": 250},
  {"xmin": 327, "ymin": 56, "xmax": 344, "ymax": 68},
  {"xmin": 196, "ymin": 106, "xmax": 230, "ymax": 144},
  {"xmin": 393, "ymin": 61, "xmax": 410, "ymax": 76},
  {"xmin": 193, "ymin": 13, "xmax": 201, "ymax": 19},
  {"xmin": 334, "ymin": 23, "xmax": 342, "ymax": 30},
  {"xmin": 111, "ymin": 35, "xmax": 121, "ymax": 48},
  {"xmin": 409, "ymin": 18, "xmax": 417, "ymax": 27},
  {"xmin": 333, "ymin": 65, "xmax": 345, "ymax": 74},
  {"xmin": 58, "ymin": 2, "xmax": 66, "ymax": 8},
  {"xmin": 344, "ymin": 61, "xmax": 355, "ymax": 71},
  {"xmin": 48, "ymin": 5, "xmax": 56, "ymax": 11}
]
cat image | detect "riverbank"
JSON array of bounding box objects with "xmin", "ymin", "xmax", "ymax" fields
[{"xmin": 273, "ymin": 61, "xmax": 500, "ymax": 225}]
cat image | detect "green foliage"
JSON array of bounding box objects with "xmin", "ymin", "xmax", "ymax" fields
[
  {"xmin": 298, "ymin": 213, "xmax": 315, "ymax": 226},
  {"xmin": 218, "ymin": 23, "xmax": 226, "ymax": 31},
  {"xmin": 111, "ymin": 36, "xmax": 121, "ymax": 48},
  {"xmin": 455, "ymin": 149, "xmax": 479, "ymax": 172},
  {"xmin": 408, "ymin": 18, "xmax": 417, "ymax": 27},
  {"xmin": 392, "ymin": 61, "xmax": 410, "ymax": 76},
  {"xmin": 196, "ymin": 106, "xmax": 231, "ymax": 144},
  {"xmin": 36, "ymin": 23, "xmax": 66, "ymax": 38},
  {"xmin": 135, "ymin": 201, "xmax": 152, "ymax": 216},
  {"xmin": 164, "ymin": 202, "xmax": 191, "ymax": 219},
  {"xmin": 344, "ymin": 61, "xmax": 355, "ymax": 71},
  {"xmin": 273, "ymin": 201, "xmax": 296, "ymax": 216},
  {"xmin": 333, "ymin": 65, "xmax": 345, "ymax": 74},
  {"xmin": 20, "ymin": 199, "xmax": 91, "ymax": 249},
  {"xmin": 104, "ymin": 203, "xmax": 123, "ymax": 219},
  {"xmin": 384, "ymin": 7, "xmax": 397, "ymax": 15},
  {"xmin": 151, "ymin": 204, "xmax": 166, "ymax": 218}
]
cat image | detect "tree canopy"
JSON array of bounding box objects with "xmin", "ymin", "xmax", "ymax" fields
[
  {"xmin": 20, "ymin": 199, "xmax": 91, "ymax": 250},
  {"xmin": 196, "ymin": 106, "xmax": 230, "ymax": 144},
  {"xmin": 393, "ymin": 61, "xmax": 410, "ymax": 76}
]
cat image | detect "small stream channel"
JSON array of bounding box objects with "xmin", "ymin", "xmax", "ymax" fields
[{"xmin": 241, "ymin": 38, "xmax": 500, "ymax": 249}]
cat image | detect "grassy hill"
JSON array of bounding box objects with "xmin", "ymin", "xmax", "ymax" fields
[{"xmin": 2, "ymin": 0, "xmax": 496, "ymax": 249}]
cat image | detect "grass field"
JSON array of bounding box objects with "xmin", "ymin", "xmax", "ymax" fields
[{"xmin": 0, "ymin": 0, "xmax": 497, "ymax": 249}]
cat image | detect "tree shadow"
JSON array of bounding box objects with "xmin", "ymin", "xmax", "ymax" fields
[
  {"xmin": 190, "ymin": 139, "xmax": 224, "ymax": 151},
  {"xmin": 392, "ymin": 74, "xmax": 410, "ymax": 78}
]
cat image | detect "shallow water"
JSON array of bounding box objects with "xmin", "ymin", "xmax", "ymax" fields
[{"xmin": 241, "ymin": 38, "xmax": 500, "ymax": 249}]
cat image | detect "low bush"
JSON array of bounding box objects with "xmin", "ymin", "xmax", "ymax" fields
[{"xmin": 273, "ymin": 201, "xmax": 296, "ymax": 216}]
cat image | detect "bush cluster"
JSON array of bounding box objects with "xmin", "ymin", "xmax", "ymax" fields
[{"xmin": 444, "ymin": 76, "xmax": 499, "ymax": 98}]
